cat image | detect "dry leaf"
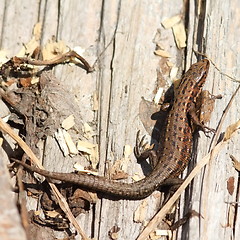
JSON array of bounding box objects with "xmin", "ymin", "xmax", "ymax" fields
[
  {"xmin": 17, "ymin": 23, "xmax": 42, "ymax": 57},
  {"xmin": 134, "ymin": 200, "xmax": 148, "ymax": 223},
  {"xmin": 172, "ymin": 22, "xmax": 186, "ymax": 48},
  {"xmin": 139, "ymin": 98, "xmax": 160, "ymax": 135},
  {"xmin": 224, "ymin": 120, "xmax": 240, "ymax": 141},
  {"xmin": 33, "ymin": 22, "xmax": 42, "ymax": 41},
  {"xmin": 62, "ymin": 114, "xmax": 75, "ymax": 130},
  {"xmin": 72, "ymin": 188, "xmax": 98, "ymax": 203},
  {"xmin": 162, "ymin": 15, "xmax": 181, "ymax": 29},
  {"xmin": 17, "ymin": 38, "xmax": 39, "ymax": 57},
  {"xmin": 42, "ymin": 39, "xmax": 68, "ymax": 60},
  {"xmin": 19, "ymin": 77, "xmax": 32, "ymax": 87},
  {"xmin": 154, "ymin": 49, "xmax": 171, "ymax": 58}
]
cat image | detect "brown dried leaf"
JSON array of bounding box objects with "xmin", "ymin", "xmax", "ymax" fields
[
  {"xmin": 111, "ymin": 170, "xmax": 128, "ymax": 180},
  {"xmin": 19, "ymin": 77, "xmax": 32, "ymax": 87},
  {"xmin": 72, "ymin": 189, "xmax": 98, "ymax": 203}
]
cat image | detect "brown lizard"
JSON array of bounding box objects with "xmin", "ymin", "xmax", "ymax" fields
[{"xmin": 12, "ymin": 59, "xmax": 213, "ymax": 199}]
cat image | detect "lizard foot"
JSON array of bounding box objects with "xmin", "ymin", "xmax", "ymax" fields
[{"xmin": 134, "ymin": 130, "xmax": 154, "ymax": 161}]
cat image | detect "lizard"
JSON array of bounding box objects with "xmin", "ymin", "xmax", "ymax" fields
[{"xmin": 12, "ymin": 59, "xmax": 213, "ymax": 200}]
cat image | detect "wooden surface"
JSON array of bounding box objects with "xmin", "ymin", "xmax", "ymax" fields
[{"xmin": 0, "ymin": 0, "xmax": 240, "ymax": 240}]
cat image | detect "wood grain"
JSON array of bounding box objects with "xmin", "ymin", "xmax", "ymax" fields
[{"xmin": 0, "ymin": 0, "xmax": 240, "ymax": 240}]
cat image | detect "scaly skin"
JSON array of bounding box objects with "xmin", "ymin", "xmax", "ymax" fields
[{"xmin": 13, "ymin": 59, "xmax": 210, "ymax": 199}]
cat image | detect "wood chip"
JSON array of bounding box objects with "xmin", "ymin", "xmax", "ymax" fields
[
  {"xmin": 83, "ymin": 122, "xmax": 94, "ymax": 139},
  {"xmin": 73, "ymin": 162, "xmax": 98, "ymax": 175},
  {"xmin": 54, "ymin": 128, "xmax": 69, "ymax": 156},
  {"xmin": 62, "ymin": 114, "xmax": 75, "ymax": 130},
  {"xmin": 172, "ymin": 22, "xmax": 186, "ymax": 48},
  {"xmin": 30, "ymin": 76, "xmax": 40, "ymax": 85},
  {"xmin": 161, "ymin": 15, "xmax": 181, "ymax": 29},
  {"xmin": 63, "ymin": 130, "xmax": 78, "ymax": 155},
  {"xmin": 0, "ymin": 50, "xmax": 9, "ymax": 65},
  {"xmin": 134, "ymin": 200, "xmax": 148, "ymax": 223},
  {"xmin": 77, "ymin": 140, "xmax": 99, "ymax": 168},
  {"xmin": 154, "ymin": 49, "xmax": 171, "ymax": 58},
  {"xmin": 77, "ymin": 140, "xmax": 96, "ymax": 155},
  {"xmin": 154, "ymin": 87, "xmax": 164, "ymax": 104},
  {"xmin": 169, "ymin": 66, "xmax": 178, "ymax": 80}
]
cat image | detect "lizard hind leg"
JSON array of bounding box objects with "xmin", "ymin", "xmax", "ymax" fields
[{"xmin": 134, "ymin": 130, "xmax": 159, "ymax": 169}]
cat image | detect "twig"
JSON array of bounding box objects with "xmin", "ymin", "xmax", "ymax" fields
[
  {"xmin": 13, "ymin": 50, "xmax": 94, "ymax": 73},
  {"xmin": 193, "ymin": 50, "xmax": 240, "ymax": 82}
]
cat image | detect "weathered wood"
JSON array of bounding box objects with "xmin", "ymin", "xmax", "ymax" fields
[{"xmin": 0, "ymin": 0, "xmax": 240, "ymax": 240}]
